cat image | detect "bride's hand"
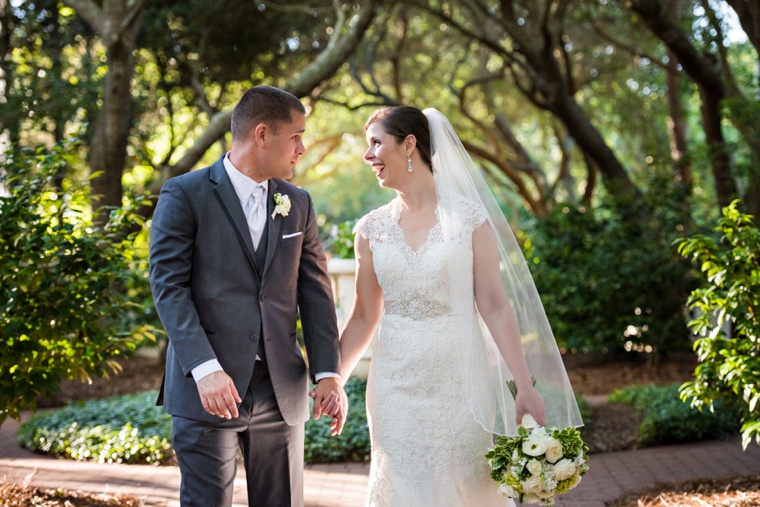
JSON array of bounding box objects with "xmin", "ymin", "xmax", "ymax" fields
[{"xmin": 515, "ymin": 384, "xmax": 546, "ymax": 427}]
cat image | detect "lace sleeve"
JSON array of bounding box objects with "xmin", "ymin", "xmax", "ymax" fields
[
  {"xmin": 353, "ymin": 213, "xmax": 371, "ymax": 240},
  {"xmin": 457, "ymin": 197, "xmax": 488, "ymax": 236}
]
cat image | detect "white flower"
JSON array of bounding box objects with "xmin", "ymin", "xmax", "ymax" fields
[
  {"xmin": 527, "ymin": 459, "xmax": 543, "ymax": 476},
  {"xmin": 498, "ymin": 483, "xmax": 518, "ymax": 498},
  {"xmin": 523, "ymin": 433, "xmax": 549, "ymax": 457},
  {"xmin": 522, "ymin": 493, "xmax": 542, "ymax": 504},
  {"xmin": 521, "ymin": 475, "xmax": 543, "ymax": 495},
  {"xmin": 544, "ymin": 437, "xmax": 564, "ymax": 463},
  {"xmin": 271, "ymin": 193, "xmax": 291, "ymax": 219},
  {"xmin": 552, "ymin": 458, "xmax": 576, "ymax": 482}
]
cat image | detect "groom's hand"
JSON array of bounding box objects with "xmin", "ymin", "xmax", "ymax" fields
[
  {"xmin": 197, "ymin": 371, "xmax": 242, "ymax": 420},
  {"xmin": 310, "ymin": 378, "xmax": 348, "ymax": 436}
]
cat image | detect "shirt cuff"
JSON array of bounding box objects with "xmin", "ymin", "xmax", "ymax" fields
[
  {"xmin": 314, "ymin": 372, "xmax": 340, "ymax": 382},
  {"xmin": 192, "ymin": 359, "xmax": 223, "ymax": 383}
]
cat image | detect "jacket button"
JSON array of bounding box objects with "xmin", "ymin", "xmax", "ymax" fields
[
  {"xmin": 260, "ymin": 294, "xmax": 266, "ymax": 301},
  {"xmin": 249, "ymin": 333, "xmax": 257, "ymax": 342}
]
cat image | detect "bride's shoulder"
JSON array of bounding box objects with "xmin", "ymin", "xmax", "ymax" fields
[
  {"xmin": 441, "ymin": 194, "xmax": 487, "ymax": 220},
  {"xmin": 353, "ymin": 200, "xmax": 395, "ymax": 238}
]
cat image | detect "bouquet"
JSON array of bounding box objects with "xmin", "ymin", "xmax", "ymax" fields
[{"xmin": 485, "ymin": 380, "xmax": 589, "ymax": 506}]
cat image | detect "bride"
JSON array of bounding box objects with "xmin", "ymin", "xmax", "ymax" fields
[{"xmin": 327, "ymin": 106, "xmax": 582, "ymax": 506}]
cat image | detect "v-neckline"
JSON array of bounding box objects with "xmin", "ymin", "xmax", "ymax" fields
[{"xmin": 392, "ymin": 198, "xmax": 441, "ymax": 254}]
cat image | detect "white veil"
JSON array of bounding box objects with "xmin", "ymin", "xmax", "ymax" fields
[{"xmin": 424, "ymin": 108, "xmax": 583, "ymax": 435}]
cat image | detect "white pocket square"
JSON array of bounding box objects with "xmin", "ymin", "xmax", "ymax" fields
[{"xmin": 282, "ymin": 231, "xmax": 303, "ymax": 239}]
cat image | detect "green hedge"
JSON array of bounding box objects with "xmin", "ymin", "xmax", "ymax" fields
[
  {"xmin": 18, "ymin": 391, "xmax": 172, "ymax": 465},
  {"xmin": 19, "ymin": 376, "xmax": 372, "ymax": 465},
  {"xmin": 608, "ymin": 383, "xmax": 742, "ymax": 446}
]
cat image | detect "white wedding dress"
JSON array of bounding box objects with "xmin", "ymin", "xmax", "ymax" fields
[{"xmin": 355, "ymin": 196, "xmax": 514, "ymax": 507}]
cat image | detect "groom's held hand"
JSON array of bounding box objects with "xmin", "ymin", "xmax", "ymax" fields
[
  {"xmin": 310, "ymin": 377, "xmax": 347, "ymax": 436},
  {"xmin": 197, "ymin": 371, "xmax": 242, "ymax": 420}
]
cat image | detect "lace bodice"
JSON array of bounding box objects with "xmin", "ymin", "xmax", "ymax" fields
[
  {"xmin": 354, "ymin": 195, "xmax": 487, "ymax": 312},
  {"xmin": 354, "ymin": 196, "xmax": 509, "ymax": 507}
]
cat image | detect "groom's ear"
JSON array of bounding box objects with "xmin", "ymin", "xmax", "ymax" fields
[{"xmin": 253, "ymin": 122, "xmax": 269, "ymax": 144}]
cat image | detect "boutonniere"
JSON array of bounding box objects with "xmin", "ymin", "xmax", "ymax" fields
[{"xmin": 272, "ymin": 193, "xmax": 291, "ymax": 219}]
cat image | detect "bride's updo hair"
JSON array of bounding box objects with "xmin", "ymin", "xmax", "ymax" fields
[{"xmin": 364, "ymin": 106, "xmax": 433, "ymax": 172}]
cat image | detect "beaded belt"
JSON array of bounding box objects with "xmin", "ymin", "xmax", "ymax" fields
[{"xmin": 384, "ymin": 300, "xmax": 453, "ymax": 320}]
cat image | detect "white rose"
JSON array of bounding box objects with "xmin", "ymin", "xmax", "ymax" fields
[
  {"xmin": 527, "ymin": 459, "xmax": 542, "ymax": 476},
  {"xmin": 522, "ymin": 493, "xmax": 542, "ymax": 505},
  {"xmin": 271, "ymin": 193, "xmax": 291, "ymax": 219},
  {"xmin": 522, "ymin": 433, "xmax": 548, "ymax": 456},
  {"xmin": 521, "ymin": 475, "xmax": 544, "ymax": 495},
  {"xmin": 498, "ymin": 483, "xmax": 518, "ymax": 498},
  {"xmin": 553, "ymin": 458, "xmax": 576, "ymax": 482},
  {"xmin": 544, "ymin": 437, "xmax": 564, "ymax": 463}
]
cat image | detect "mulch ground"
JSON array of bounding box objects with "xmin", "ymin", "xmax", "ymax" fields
[{"xmin": 0, "ymin": 482, "xmax": 142, "ymax": 506}]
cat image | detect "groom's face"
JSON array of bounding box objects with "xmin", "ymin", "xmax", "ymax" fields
[{"xmin": 260, "ymin": 111, "xmax": 307, "ymax": 180}]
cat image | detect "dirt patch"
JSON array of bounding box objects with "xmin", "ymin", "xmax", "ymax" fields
[{"xmin": 562, "ymin": 351, "xmax": 698, "ymax": 395}]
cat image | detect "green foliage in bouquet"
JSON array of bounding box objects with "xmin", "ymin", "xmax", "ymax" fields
[
  {"xmin": 18, "ymin": 391, "xmax": 172, "ymax": 465},
  {"xmin": 486, "ymin": 424, "xmax": 589, "ymax": 505},
  {"xmin": 675, "ymin": 200, "xmax": 760, "ymax": 449},
  {"xmin": 0, "ymin": 140, "xmax": 158, "ymax": 425}
]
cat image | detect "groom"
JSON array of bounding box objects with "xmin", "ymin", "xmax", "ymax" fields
[{"xmin": 149, "ymin": 85, "xmax": 345, "ymax": 506}]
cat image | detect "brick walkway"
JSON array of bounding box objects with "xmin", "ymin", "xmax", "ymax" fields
[{"xmin": 2, "ymin": 415, "xmax": 759, "ymax": 506}]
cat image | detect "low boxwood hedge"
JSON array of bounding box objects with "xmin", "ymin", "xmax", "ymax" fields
[
  {"xmin": 19, "ymin": 377, "xmax": 372, "ymax": 465},
  {"xmin": 608, "ymin": 383, "xmax": 742, "ymax": 446}
]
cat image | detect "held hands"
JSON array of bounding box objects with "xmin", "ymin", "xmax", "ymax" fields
[
  {"xmin": 309, "ymin": 377, "xmax": 348, "ymax": 436},
  {"xmin": 197, "ymin": 371, "xmax": 242, "ymax": 420},
  {"xmin": 515, "ymin": 383, "xmax": 546, "ymax": 428}
]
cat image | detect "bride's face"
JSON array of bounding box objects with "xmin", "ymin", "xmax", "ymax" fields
[{"xmin": 364, "ymin": 123, "xmax": 407, "ymax": 189}]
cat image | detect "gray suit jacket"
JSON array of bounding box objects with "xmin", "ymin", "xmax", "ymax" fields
[{"xmin": 149, "ymin": 156, "xmax": 340, "ymax": 425}]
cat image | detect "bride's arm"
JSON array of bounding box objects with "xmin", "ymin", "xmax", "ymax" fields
[
  {"xmin": 337, "ymin": 233, "xmax": 384, "ymax": 385},
  {"xmin": 472, "ymin": 221, "xmax": 546, "ymax": 426}
]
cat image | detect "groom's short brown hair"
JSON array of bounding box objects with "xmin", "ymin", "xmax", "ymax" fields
[{"xmin": 231, "ymin": 86, "xmax": 306, "ymax": 140}]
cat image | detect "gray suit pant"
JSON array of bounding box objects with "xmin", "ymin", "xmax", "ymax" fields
[{"xmin": 172, "ymin": 363, "xmax": 305, "ymax": 507}]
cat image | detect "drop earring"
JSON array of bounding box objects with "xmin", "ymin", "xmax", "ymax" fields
[{"xmin": 407, "ymin": 156, "xmax": 413, "ymax": 173}]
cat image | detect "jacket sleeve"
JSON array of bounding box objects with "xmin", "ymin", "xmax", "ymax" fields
[
  {"xmin": 295, "ymin": 190, "xmax": 341, "ymax": 382},
  {"xmin": 149, "ymin": 178, "xmax": 217, "ymax": 376}
]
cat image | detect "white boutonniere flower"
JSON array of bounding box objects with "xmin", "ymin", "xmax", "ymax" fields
[{"xmin": 272, "ymin": 193, "xmax": 291, "ymax": 219}]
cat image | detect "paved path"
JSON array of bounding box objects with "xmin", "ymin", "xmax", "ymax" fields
[{"xmin": 2, "ymin": 415, "xmax": 759, "ymax": 506}]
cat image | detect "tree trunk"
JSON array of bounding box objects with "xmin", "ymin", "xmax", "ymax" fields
[
  {"xmin": 627, "ymin": 0, "xmax": 738, "ymax": 209},
  {"xmin": 665, "ymin": 50, "xmax": 691, "ymax": 188},
  {"xmin": 553, "ymin": 94, "xmax": 641, "ymax": 200},
  {"xmin": 725, "ymin": 0, "xmax": 760, "ymax": 58},
  {"xmin": 0, "ymin": 0, "xmax": 15, "ymax": 145},
  {"xmin": 89, "ymin": 37, "xmax": 133, "ymax": 212},
  {"xmin": 64, "ymin": 0, "xmax": 145, "ymax": 215}
]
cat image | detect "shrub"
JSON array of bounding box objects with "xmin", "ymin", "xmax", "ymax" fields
[
  {"xmin": 305, "ymin": 376, "xmax": 370, "ymax": 464},
  {"xmin": 526, "ymin": 187, "xmax": 693, "ymax": 356},
  {"xmin": 18, "ymin": 376, "xmax": 371, "ymax": 465},
  {"xmin": 324, "ymin": 219, "xmax": 357, "ymax": 259},
  {"xmin": 609, "ymin": 383, "xmax": 742, "ymax": 446},
  {"xmin": 18, "ymin": 391, "xmax": 173, "ymax": 465},
  {"xmin": 0, "ymin": 140, "xmax": 157, "ymax": 424},
  {"xmin": 676, "ymin": 200, "xmax": 760, "ymax": 449}
]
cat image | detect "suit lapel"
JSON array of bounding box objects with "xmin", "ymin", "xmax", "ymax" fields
[
  {"xmin": 262, "ymin": 179, "xmax": 283, "ymax": 283},
  {"xmin": 209, "ymin": 160, "xmax": 261, "ymax": 280}
]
